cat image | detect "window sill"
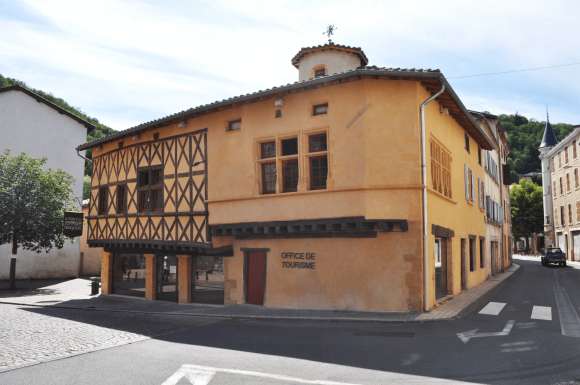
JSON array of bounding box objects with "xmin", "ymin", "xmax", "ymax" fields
[{"xmin": 427, "ymin": 188, "xmax": 457, "ymax": 204}]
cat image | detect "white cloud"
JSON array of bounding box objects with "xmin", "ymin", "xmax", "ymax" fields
[{"xmin": 1, "ymin": 0, "xmax": 579, "ymax": 129}]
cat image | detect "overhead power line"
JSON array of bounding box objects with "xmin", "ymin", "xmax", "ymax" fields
[{"xmin": 449, "ymin": 61, "xmax": 580, "ymax": 80}]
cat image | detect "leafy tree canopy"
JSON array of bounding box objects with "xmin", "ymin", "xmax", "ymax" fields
[
  {"xmin": 499, "ymin": 114, "xmax": 575, "ymax": 180},
  {"xmin": 0, "ymin": 151, "xmax": 75, "ymax": 253},
  {"xmin": 510, "ymin": 178, "xmax": 543, "ymax": 240}
]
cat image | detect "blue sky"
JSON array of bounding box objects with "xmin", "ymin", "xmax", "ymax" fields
[{"xmin": 1, "ymin": 0, "xmax": 579, "ymax": 130}]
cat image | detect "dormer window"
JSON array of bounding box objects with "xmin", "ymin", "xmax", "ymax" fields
[{"xmin": 313, "ymin": 66, "xmax": 326, "ymax": 78}]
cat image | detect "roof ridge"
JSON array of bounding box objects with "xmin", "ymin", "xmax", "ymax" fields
[
  {"xmin": 78, "ymin": 66, "xmax": 495, "ymax": 152},
  {"xmin": 0, "ymin": 84, "xmax": 96, "ymax": 130}
]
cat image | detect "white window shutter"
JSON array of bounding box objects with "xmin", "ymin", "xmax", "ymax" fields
[
  {"xmin": 464, "ymin": 165, "xmax": 469, "ymax": 201},
  {"xmin": 471, "ymin": 171, "xmax": 475, "ymax": 202}
]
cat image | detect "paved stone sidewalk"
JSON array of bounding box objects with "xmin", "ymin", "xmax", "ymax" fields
[
  {"xmin": 417, "ymin": 263, "xmax": 520, "ymax": 320},
  {"xmin": 0, "ymin": 264, "xmax": 520, "ymax": 323},
  {"xmin": 0, "ymin": 304, "xmax": 148, "ymax": 373}
]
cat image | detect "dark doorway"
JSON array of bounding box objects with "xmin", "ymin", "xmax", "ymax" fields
[
  {"xmin": 461, "ymin": 238, "xmax": 467, "ymax": 290},
  {"xmin": 435, "ymin": 238, "xmax": 448, "ymax": 300},
  {"xmin": 244, "ymin": 250, "xmax": 267, "ymax": 305},
  {"xmin": 112, "ymin": 253, "xmax": 145, "ymax": 297},
  {"xmin": 156, "ymin": 255, "xmax": 178, "ymax": 302},
  {"xmin": 191, "ymin": 256, "xmax": 224, "ymax": 304}
]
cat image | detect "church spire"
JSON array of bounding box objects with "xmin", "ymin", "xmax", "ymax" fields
[{"xmin": 539, "ymin": 109, "xmax": 557, "ymax": 149}]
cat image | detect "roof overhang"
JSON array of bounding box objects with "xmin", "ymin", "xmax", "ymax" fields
[
  {"xmin": 0, "ymin": 85, "xmax": 96, "ymax": 132},
  {"xmin": 78, "ymin": 68, "xmax": 493, "ymax": 151}
]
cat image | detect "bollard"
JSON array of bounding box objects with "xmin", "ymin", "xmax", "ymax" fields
[{"xmin": 91, "ymin": 278, "xmax": 100, "ymax": 295}]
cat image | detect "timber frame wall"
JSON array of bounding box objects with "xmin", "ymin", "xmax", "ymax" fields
[{"xmin": 86, "ymin": 129, "xmax": 210, "ymax": 253}]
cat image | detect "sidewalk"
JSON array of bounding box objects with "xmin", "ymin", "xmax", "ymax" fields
[{"xmin": 0, "ymin": 264, "xmax": 520, "ymax": 323}]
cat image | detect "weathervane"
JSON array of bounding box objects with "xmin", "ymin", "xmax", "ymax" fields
[{"xmin": 323, "ymin": 24, "xmax": 336, "ymax": 43}]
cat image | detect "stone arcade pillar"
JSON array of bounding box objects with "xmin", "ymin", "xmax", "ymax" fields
[
  {"xmin": 177, "ymin": 255, "xmax": 192, "ymax": 304},
  {"xmin": 145, "ymin": 253, "xmax": 156, "ymax": 300},
  {"xmin": 100, "ymin": 251, "xmax": 112, "ymax": 295}
]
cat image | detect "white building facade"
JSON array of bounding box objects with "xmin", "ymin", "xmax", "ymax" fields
[
  {"xmin": 471, "ymin": 111, "xmax": 511, "ymax": 273},
  {"xmin": 541, "ymin": 121, "xmax": 580, "ymax": 260},
  {"xmin": 0, "ymin": 85, "xmax": 94, "ymax": 279}
]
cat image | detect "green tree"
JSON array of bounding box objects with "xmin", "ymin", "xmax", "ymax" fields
[
  {"xmin": 0, "ymin": 152, "xmax": 75, "ymax": 289},
  {"xmin": 499, "ymin": 114, "xmax": 574, "ymax": 180},
  {"xmin": 510, "ymin": 178, "xmax": 544, "ymax": 250}
]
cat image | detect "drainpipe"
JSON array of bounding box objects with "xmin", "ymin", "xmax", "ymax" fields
[
  {"xmin": 76, "ymin": 148, "xmax": 92, "ymax": 165},
  {"xmin": 420, "ymin": 83, "xmax": 446, "ymax": 312}
]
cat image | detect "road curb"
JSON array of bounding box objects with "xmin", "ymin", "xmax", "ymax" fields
[
  {"xmin": 452, "ymin": 263, "xmax": 522, "ymax": 320},
  {"xmin": 0, "ymin": 264, "xmax": 521, "ymax": 324}
]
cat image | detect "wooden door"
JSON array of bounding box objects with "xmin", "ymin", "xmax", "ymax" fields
[{"xmin": 245, "ymin": 251, "xmax": 267, "ymax": 305}]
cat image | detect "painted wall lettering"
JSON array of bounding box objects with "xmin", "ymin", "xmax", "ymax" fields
[{"xmin": 281, "ymin": 251, "xmax": 316, "ymax": 269}]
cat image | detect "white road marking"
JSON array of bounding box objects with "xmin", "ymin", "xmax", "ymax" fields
[
  {"xmin": 500, "ymin": 341, "xmax": 534, "ymax": 347},
  {"xmin": 161, "ymin": 365, "xmax": 215, "ymax": 385},
  {"xmin": 500, "ymin": 346, "xmax": 538, "ymax": 353},
  {"xmin": 161, "ymin": 364, "xmax": 363, "ymax": 385},
  {"xmin": 531, "ymin": 306, "xmax": 552, "ymax": 321},
  {"xmin": 478, "ymin": 302, "xmax": 507, "ymax": 316},
  {"xmin": 457, "ymin": 320, "xmax": 515, "ymax": 343}
]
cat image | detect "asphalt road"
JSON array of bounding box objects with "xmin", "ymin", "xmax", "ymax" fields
[{"xmin": 2, "ymin": 259, "xmax": 580, "ymax": 385}]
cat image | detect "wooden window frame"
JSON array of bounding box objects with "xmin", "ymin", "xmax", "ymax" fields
[
  {"xmin": 464, "ymin": 133, "xmax": 470, "ymax": 153},
  {"xmin": 280, "ymin": 137, "xmax": 299, "ymax": 193},
  {"xmin": 137, "ymin": 165, "xmax": 164, "ymax": 213},
  {"xmin": 258, "ymin": 140, "xmax": 277, "ymax": 195},
  {"xmin": 430, "ymin": 138, "xmax": 452, "ymax": 198},
  {"xmin": 306, "ymin": 132, "xmax": 328, "ymax": 191},
  {"xmin": 98, "ymin": 186, "xmax": 109, "ymax": 216},
  {"xmin": 257, "ymin": 135, "xmax": 300, "ymax": 195},
  {"xmin": 116, "ymin": 183, "xmax": 127, "ymax": 214}
]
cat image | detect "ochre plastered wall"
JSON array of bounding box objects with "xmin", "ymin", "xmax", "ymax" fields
[
  {"xmin": 422, "ymin": 86, "xmax": 489, "ymax": 310},
  {"xmin": 217, "ymin": 232, "xmax": 420, "ymax": 312}
]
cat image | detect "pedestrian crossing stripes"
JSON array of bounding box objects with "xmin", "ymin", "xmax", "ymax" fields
[
  {"xmin": 478, "ymin": 301, "xmax": 553, "ymax": 321},
  {"xmin": 531, "ymin": 306, "xmax": 552, "ymax": 321},
  {"xmin": 479, "ymin": 302, "xmax": 506, "ymax": 315}
]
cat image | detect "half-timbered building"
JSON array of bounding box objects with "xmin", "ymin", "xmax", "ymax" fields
[{"xmin": 78, "ymin": 43, "xmax": 499, "ymax": 312}]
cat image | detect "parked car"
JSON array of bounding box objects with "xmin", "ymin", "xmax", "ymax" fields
[{"xmin": 541, "ymin": 247, "xmax": 567, "ymax": 267}]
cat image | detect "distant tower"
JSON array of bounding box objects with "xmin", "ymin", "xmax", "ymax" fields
[{"xmin": 539, "ymin": 111, "xmax": 558, "ymax": 247}]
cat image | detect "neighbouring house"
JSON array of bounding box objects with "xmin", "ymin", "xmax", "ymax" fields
[
  {"xmin": 470, "ymin": 111, "xmax": 512, "ymax": 273},
  {"xmin": 78, "ymin": 42, "xmax": 510, "ymax": 312},
  {"xmin": 540, "ymin": 118, "xmax": 580, "ymax": 260},
  {"xmin": 80, "ymin": 200, "xmax": 103, "ymax": 276},
  {"xmin": 0, "ymin": 85, "xmax": 95, "ymax": 279}
]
